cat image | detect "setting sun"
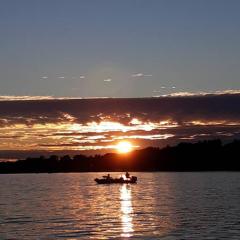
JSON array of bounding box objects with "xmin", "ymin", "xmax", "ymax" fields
[{"xmin": 116, "ymin": 141, "xmax": 133, "ymax": 153}]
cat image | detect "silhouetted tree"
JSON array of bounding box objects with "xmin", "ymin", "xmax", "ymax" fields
[{"xmin": 1, "ymin": 139, "xmax": 240, "ymax": 173}]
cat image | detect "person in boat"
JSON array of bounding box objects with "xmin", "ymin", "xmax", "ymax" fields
[
  {"xmin": 103, "ymin": 174, "xmax": 111, "ymax": 180},
  {"xmin": 125, "ymin": 172, "xmax": 130, "ymax": 179}
]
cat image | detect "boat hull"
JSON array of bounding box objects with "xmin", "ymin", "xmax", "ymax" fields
[{"xmin": 95, "ymin": 176, "xmax": 137, "ymax": 184}]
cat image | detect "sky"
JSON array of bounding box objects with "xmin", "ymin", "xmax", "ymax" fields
[
  {"xmin": 0, "ymin": 0, "xmax": 240, "ymax": 97},
  {"xmin": 1, "ymin": 1, "xmax": 240, "ymax": 159}
]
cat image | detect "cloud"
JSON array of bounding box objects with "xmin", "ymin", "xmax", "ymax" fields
[
  {"xmin": 132, "ymin": 73, "xmax": 143, "ymax": 77},
  {"xmin": 153, "ymin": 86, "xmax": 176, "ymax": 93},
  {"xmin": 165, "ymin": 89, "xmax": 240, "ymax": 97},
  {"xmin": 0, "ymin": 91, "xmax": 240, "ymax": 154},
  {"xmin": 79, "ymin": 76, "xmax": 85, "ymax": 79},
  {"xmin": 0, "ymin": 91, "xmax": 240, "ymax": 125},
  {"xmin": 40, "ymin": 76, "xmax": 48, "ymax": 79},
  {"xmin": 103, "ymin": 78, "xmax": 112, "ymax": 82},
  {"xmin": 131, "ymin": 73, "xmax": 152, "ymax": 77},
  {"xmin": 58, "ymin": 76, "xmax": 65, "ymax": 79},
  {"xmin": 0, "ymin": 96, "xmax": 54, "ymax": 101}
]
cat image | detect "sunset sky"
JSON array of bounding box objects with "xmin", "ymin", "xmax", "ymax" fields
[
  {"xmin": 0, "ymin": 1, "xmax": 240, "ymax": 159},
  {"xmin": 0, "ymin": 94, "xmax": 240, "ymax": 159}
]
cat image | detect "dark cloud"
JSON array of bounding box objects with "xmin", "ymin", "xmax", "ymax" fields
[
  {"xmin": 0, "ymin": 93, "xmax": 240, "ymax": 125},
  {"xmin": 0, "ymin": 93, "xmax": 240, "ymax": 158}
]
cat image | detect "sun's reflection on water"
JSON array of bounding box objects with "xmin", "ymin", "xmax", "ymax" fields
[{"xmin": 120, "ymin": 184, "xmax": 134, "ymax": 238}]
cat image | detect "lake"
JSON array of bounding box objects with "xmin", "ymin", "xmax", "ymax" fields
[{"xmin": 0, "ymin": 172, "xmax": 240, "ymax": 239}]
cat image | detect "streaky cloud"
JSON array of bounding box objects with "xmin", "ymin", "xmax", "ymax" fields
[
  {"xmin": 103, "ymin": 78, "xmax": 112, "ymax": 82},
  {"xmin": 164, "ymin": 89, "xmax": 240, "ymax": 97},
  {"xmin": 0, "ymin": 95, "xmax": 54, "ymax": 101},
  {"xmin": 131, "ymin": 73, "xmax": 152, "ymax": 77}
]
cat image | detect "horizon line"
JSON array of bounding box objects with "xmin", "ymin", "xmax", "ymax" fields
[{"xmin": 1, "ymin": 89, "xmax": 240, "ymax": 101}]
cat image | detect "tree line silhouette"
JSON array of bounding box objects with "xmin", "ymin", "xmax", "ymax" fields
[{"xmin": 0, "ymin": 139, "xmax": 240, "ymax": 173}]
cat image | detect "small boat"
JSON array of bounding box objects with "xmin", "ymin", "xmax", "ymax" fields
[{"xmin": 95, "ymin": 175, "xmax": 137, "ymax": 184}]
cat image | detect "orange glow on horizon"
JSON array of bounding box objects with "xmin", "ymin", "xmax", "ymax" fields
[{"xmin": 1, "ymin": 117, "xmax": 239, "ymax": 152}]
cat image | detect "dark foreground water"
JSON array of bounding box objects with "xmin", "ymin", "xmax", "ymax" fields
[{"xmin": 0, "ymin": 173, "xmax": 240, "ymax": 239}]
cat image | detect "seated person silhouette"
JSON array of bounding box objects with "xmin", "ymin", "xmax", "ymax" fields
[{"xmin": 125, "ymin": 172, "xmax": 130, "ymax": 179}]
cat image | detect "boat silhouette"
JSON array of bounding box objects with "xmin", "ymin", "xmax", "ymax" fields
[{"xmin": 95, "ymin": 174, "xmax": 137, "ymax": 184}]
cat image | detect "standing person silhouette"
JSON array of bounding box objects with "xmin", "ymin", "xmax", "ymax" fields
[{"xmin": 125, "ymin": 172, "xmax": 130, "ymax": 179}]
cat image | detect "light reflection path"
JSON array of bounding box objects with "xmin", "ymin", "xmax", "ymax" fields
[{"xmin": 120, "ymin": 184, "xmax": 134, "ymax": 238}]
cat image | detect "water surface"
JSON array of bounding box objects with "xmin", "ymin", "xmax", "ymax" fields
[{"xmin": 0, "ymin": 172, "xmax": 240, "ymax": 239}]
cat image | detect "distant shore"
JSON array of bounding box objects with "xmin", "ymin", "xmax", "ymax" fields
[{"xmin": 1, "ymin": 139, "xmax": 240, "ymax": 174}]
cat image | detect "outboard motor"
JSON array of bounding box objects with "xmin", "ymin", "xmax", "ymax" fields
[{"xmin": 131, "ymin": 176, "xmax": 137, "ymax": 183}]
